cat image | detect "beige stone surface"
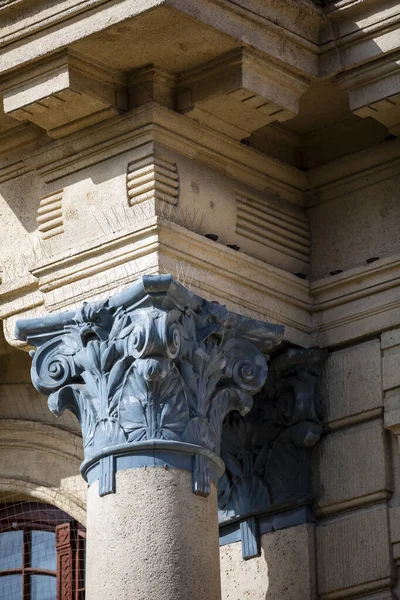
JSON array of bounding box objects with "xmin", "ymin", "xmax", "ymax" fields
[
  {"xmin": 177, "ymin": 48, "xmax": 309, "ymax": 139},
  {"xmin": 220, "ymin": 524, "xmax": 315, "ymax": 600},
  {"xmin": 87, "ymin": 467, "xmax": 221, "ymax": 600},
  {"xmin": 311, "ymin": 249, "xmax": 400, "ymax": 347},
  {"xmin": 317, "ymin": 508, "xmax": 393, "ymax": 598},
  {"xmin": 319, "ymin": 340, "xmax": 382, "ymax": 427},
  {"xmin": 389, "ymin": 506, "xmax": 400, "ymax": 544},
  {"xmin": 1, "ymin": 3, "xmax": 400, "ymax": 600},
  {"xmin": 384, "ymin": 389, "xmax": 400, "ymax": 440},
  {"xmin": 0, "ymin": 1, "xmax": 318, "ymax": 79},
  {"xmin": 382, "ymin": 328, "xmax": 400, "ymax": 350},
  {"xmin": 0, "ymin": 418, "xmax": 86, "ymax": 523},
  {"xmin": 316, "ymin": 420, "xmax": 390, "ymax": 514},
  {"xmin": 382, "ymin": 344, "xmax": 400, "ymax": 392},
  {"xmin": 2, "ymin": 51, "xmax": 127, "ymax": 137},
  {"xmin": 309, "ymin": 174, "xmax": 400, "ymax": 279}
]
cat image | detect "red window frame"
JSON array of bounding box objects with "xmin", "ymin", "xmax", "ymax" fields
[{"xmin": 0, "ymin": 502, "xmax": 85, "ymax": 600}]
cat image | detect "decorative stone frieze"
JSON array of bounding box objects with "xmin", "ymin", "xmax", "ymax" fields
[
  {"xmin": 218, "ymin": 348, "xmax": 326, "ymax": 559},
  {"xmin": 16, "ymin": 274, "xmax": 283, "ymax": 497}
]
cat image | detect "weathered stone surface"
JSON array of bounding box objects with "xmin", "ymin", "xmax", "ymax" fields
[
  {"xmin": 319, "ymin": 340, "xmax": 382, "ymax": 427},
  {"xmin": 317, "ymin": 508, "xmax": 393, "ymax": 598},
  {"xmin": 316, "ymin": 420, "xmax": 390, "ymax": 514},
  {"xmin": 177, "ymin": 48, "xmax": 309, "ymax": 140},
  {"xmin": 87, "ymin": 467, "xmax": 221, "ymax": 600},
  {"xmin": 2, "ymin": 51, "xmax": 127, "ymax": 138},
  {"xmin": 382, "ymin": 328, "xmax": 400, "ymax": 350},
  {"xmin": 0, "ymin": 417, "xmax": 86, "ymax": 523},
  {"xmin": 220, "ymin": 524, "xmax": 315, "ymax": 600},
  {"xmin": 309, "ymin": 175, "xmax": 400, "ymax": 279},
  {"xmin": 383, "ymin": 389, "xmax": 400, "ymax": 442},
  {"xmin": 382, "ymin": 345, "xmax": 400, "ymax": 392}
]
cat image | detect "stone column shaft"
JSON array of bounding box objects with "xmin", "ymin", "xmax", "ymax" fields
[{"xmin": 16, "ymin": 275, "xmax": 284, "ymax": 600}]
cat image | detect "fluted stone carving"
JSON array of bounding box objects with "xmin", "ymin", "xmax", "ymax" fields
[
  {"xmin": 218, "ymin": 348, "xmax": 326, "ymax": 559},
  {"xmin": 16, "ymin": 275, "xmax": 284, "ymax": 497}
]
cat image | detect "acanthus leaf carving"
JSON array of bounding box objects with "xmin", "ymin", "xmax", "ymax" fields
[
  {"xmin": 218, "ymin": 348, "xmax": 327, "ymax": 532},
  {"xmin": 17, "ymin": 276, "xmax": 284, "ymax": 496}
]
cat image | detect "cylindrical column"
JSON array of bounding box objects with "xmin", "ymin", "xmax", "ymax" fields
[
  {"xmin": 16, "ymin": 275, "xmax": 282, "ymax": 600},
  {"xmin": 86, "ymin": 467, "xmax": 221, "ymax": 600}
]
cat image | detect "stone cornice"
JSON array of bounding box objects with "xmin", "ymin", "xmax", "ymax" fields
[
  {"xmin": 3, "ymin": 216, "xmax": 400, "ymax": 351},
  {"xmin": 311, "ymin": 252, "xmax": 400, "ymax": 346},
  {"xmin": 0, "ymin": 103, "xmax": 308, "ymax": 205},
  {"xmin": 0, "ymin": 0, "xmax": 320, "ymax": 78},
  {"xmin": 1, "ymin": 102, "xmax": 397, "ymax": 209},
  {"xmin": 1, "ymin": 0, "xmax": 399, "ymax": 84},
  {"xmin": 0, "ymin": 217, "xmax": 311, "ymax": 347},
  {"xmin": 306, "ymin": 137, "xmax": 400, "ymax": 206}
]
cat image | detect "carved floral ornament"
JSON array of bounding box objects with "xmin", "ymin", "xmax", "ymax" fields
[
  {"xmin": 15, "ymin": 275, "xmax": 284, "ymax": 497},
  {"xmin": 218, "ymin": 348, "xmax": 327, "ymax": 559}
]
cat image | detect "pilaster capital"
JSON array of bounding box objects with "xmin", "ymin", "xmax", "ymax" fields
[
  {"xmin": 219, "ymin": 347, "xmax": 326, "ymax": 559},
  {"xmin": 16, "ymin": 275, "xmax": 283, "ymax": 496}
]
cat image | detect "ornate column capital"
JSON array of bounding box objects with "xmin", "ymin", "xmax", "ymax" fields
[
  {"xmin": 218, "ymin": 347, "xmax": 326, "ymax": 559},
  {"xmin": 16, "ymin": 275, "xmax": 283, "ymax": 497}
]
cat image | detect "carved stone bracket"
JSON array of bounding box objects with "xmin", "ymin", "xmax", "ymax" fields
[
  {"xmin": 218, "ymin": 348, "xmax": 326, "ymax": 559},
  {"xmin": 15, "ymin": 275, "xmax": 284, "ymax": 497}
]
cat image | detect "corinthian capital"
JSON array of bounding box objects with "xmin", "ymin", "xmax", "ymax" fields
[
  {"xmin": 16, "ymin": 275, "xmax": 283, "ymax": 496},
  {"xmin": 219, "ymin": 348, "xmax": 326, "ymax": 559}
]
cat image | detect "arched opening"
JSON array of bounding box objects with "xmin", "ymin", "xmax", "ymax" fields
[{"xmin": 0, "ymin": 501, "xmax": 85, "ymax": 600}]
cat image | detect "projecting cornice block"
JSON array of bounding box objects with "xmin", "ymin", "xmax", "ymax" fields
[
  {"xmin": 177, "ymin": 49, "xmax": 309, "ymax": 140},
  {"xmin": 1, "ymin": 50, "xmax": 128, "ymax": 138},
  {"xmin": 337, "ymin": 56, "xmax": 400, "ymax": 136}
]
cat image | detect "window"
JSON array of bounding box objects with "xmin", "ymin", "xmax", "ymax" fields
[{"xmin": 0, "ymin": 503, "xmax": 85, "ymax": 600}]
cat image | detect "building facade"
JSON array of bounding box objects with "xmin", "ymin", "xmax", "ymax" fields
[{"xmin": 0, "ymin": 0, "xmax": 400, "ymax": 598}]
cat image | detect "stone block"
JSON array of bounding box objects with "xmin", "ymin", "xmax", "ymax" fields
[
  {"xmin": 220, "ymin": 524, "xmax": 315, "ymax": 600},
  {"xmin": 128, "ymin": 65, "xmax": 176, "ymax": 109},
  {"xmin": 316, "ymin": 420, "xmax": 390, "ymax": 514},
  {"xmin": 0, "ymin": 383, "xmax": 80, "ymax": 433},
  {"xmin": 2, "ymin": 50, "xmax": 127, "ymax": 138},
  {"xmin": 235, "ymin": 190, "xmax": 311, "ymax": 273},
  {"xmin": 319, "ymin": 340, "xmax": 382, "ymax": 427},
  {"xmin": 177, "ymin": 48, "xmax": 309, "ymax": 140},
  {"xmin": 382, "ymin": 329, "xmax": 400, "ymax": 350},
  {"xmin": 382, "ymin": 344, "xmax": 400, "ymax": 391},
  {"xmin": 317, "ymin": 508, "xmax": 393, "ymax": 598},
  {"xmin": 309, "ymin": 174, "xmax": 400, "ymax": 279},
  {"xmin": 389, "ymin": 506, "xmax": 400, "ymax": 544},
  {"xmin": 383, "ymin": 389, "xmax": 400, "ymax": 440},
  {"xmin": 338, "ymin": 60, "xmax": 400, "ymax": 136}
]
